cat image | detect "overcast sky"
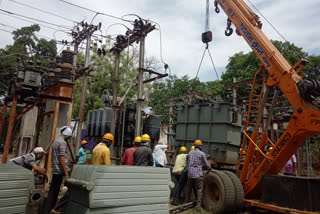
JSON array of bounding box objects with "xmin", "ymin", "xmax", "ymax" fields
[{"xmin": 0, "ymin": 0, "xmax": 319, "ymax": 82}]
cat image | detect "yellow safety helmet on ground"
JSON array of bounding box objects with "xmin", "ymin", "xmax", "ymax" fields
[
  {"xmin": 103, "ymin": 133, "xmax": 115, "ymax": 143},
  {"xmin": 134, "ymin": 136, "xmax": 142, "ymax": 143},
  {"xmin": 141, "ymin": 134, "xmax": 151, "ymax": 142},
  {"xmin": 268, "ymin": 147, "xmax": 273, "ymax": 151},
  {"xmin": 191, "ymin": 146, "xmax": 195, "ymax": 151},
  {"xmin": 194, "ymin": 140, "xmax": 203, "ymax": 146},
  {"xmin": 81, "ymin": 140, "xmax": 88, "ymax": 146},
  {"xmin": 180, "ymin": 146, "xmax": 187, "ymax": 152}
]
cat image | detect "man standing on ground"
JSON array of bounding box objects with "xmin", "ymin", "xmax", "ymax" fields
[
  {"xmin": 122, "ymin": 136, "xmax": 141, "ymax": 165},
  {"xmin": 76, "ymin": 140, "xmax": 87, "ymax": 164},
  {"xmin": 134, "ymin": 134, "xmax": 153, "ymax": 166},
  {"xmin": 45, "ymin": 126, "xmax": 72, "ymax": 214},
  {"xmin": 10, "ymin": 147, "xmax": 47, "ymax": 178},
  {"xmin": 92, "ymin": 133, "xmax": 114, "ymax": 165},
  {"xmin": 187, "ymin": 140, "xmax": 211, "ymax": 209}
]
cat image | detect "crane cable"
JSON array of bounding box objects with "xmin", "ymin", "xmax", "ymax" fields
[{"xmin": 195, "ymin": 0, "xmax": 219, "ymax": 81}]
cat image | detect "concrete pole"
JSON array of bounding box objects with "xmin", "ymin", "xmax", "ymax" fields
[
  {"xmin": 135, "ymin": 36, "xmax": 145, "ymax": 137},
  {"xmin": 2, "ymin": 95, "xmax": 17, "ymax": 163},
  {"xmin": 76, "ymin": 35, "xmax": 91, "ymax": 152},
  {"xmin": 110, "ymin": 51, "xmax": 120, "ymax": 136},
  {"xmin": 232, "ymin": 77, "xmax": 237, "ymax": 105},
  {"xmin": 72, "ymin": 43, "xmax": 78, "ymax": 83}
]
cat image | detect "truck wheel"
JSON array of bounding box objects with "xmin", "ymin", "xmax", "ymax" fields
[
  {"xmin": 203, "ymin": 170, "xmax": 236, "ymax": 214},
  {"xmin": 223, "ymin": 170, "xmax": 244, "ymax": 208}
]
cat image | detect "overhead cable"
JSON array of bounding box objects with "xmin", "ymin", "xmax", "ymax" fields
[
  {"xmin": 8, "ymin": 0, "xmax": 77, "ymax": 23},
  {"xmin": 0, "ymin": 8, "xmax": 73, "ymax": 30}
]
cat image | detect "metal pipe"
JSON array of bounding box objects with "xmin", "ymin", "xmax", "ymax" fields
[
  {"xmin": 76, "ymin": 35, "xmax": 91, "ymax": 153},
  {"xmin": 135, "ymin": 36, "xmax": 145, "ymax": 137},
  {"xmin": 0, "ymin": 100, "xmax": 7, "ymax": 141},
  {"xmin": 111, "ymin": 51, "xmax": 120, "ymax": 136},
  {"xmin": 2, "ymin": 95, "xmax": 17, "ymax": 163}
]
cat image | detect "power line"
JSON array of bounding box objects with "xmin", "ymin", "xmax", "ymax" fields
[
  {"xmin": 0, "ymin": 11, "xmax": 68, "ymax": 32},
  {"xmin": 0, "ymin": 28, "xmax": 12, "ymax": 33},
  {"xmin": 246, "ymin": 0, "xmax": 288, "ymax": 42},
  {"xmin": 0, "ymin": 8, "xmax": 73, "ymax": 30},
  {"xmin": 8, "ymin": 0, "xmax": 77, "ymax": 23},
  {"xmin": 58, "ymin": 0, "xmax": 129, "ymax": 23}
]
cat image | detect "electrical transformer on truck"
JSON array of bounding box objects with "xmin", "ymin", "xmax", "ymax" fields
[{"xmin": 173, "ymin": 0, "xmax": 320, "ymax": 213}]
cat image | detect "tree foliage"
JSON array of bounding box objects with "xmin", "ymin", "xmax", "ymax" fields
[{"xmin": 0, "ymin": 24, "xmax": 57, "ymax": 96}]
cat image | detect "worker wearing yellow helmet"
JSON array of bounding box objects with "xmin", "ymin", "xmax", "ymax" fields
[
  {"xmin": 134, "ymin": 134, "xmax": 153, "ymax": 166},
  {"xmin": 173, "ymin": 146, "xmax": 188, "ymax": 176},
  {"xmin": 76, "ymin": 140, "xmax": 88, "ymax": 164},
  {"xmin": 122, "ymin": 136, "xmax": 141, "ymax": 165},
  {"xmin": 92, "ymin": 133, "xmax": 114, "ymax": 165},
  {"xmin": 185, "ymin": 139, "xmax": 212, "ymax": 209}
]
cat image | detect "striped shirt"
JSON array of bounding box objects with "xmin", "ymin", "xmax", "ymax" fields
[
  {"xmin": 188, "ymin": 148, "xmax": 211, "ymax": 178},
  {"xmin": 10, "ymin": 153, "xmax": 36, "ymax": 170},
  {"xmin": 51, "ymin": 138, "xmax": 69, "ymax": 175}
]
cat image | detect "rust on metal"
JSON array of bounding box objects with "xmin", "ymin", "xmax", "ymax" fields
[
  {"xmin": 2, "ymin": 94, "xmax": 18, "ymax": 164},
  {"xmin": 244, "ymin": 199, "xmax": 319, "ymax": 214}
]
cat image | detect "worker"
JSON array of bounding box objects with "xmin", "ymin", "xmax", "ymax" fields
[
  {"xmin": 172, "ymin": 146, "xmax": 188, "ymax": 179},
  {"xmin": 76, "ymin": 140, "xmax": 87, "ymax": 164},
  {"xmin": 133, "ymin": 134, "xmax": 153, "ymax": 166},
  {"xmin": 153, "ymin": 142, "xmax": 167, "ymax": 167},
  {"xmin": 45, "ymin": 126, "xmax": 72, "ymax": 214},
  {"xmin": 284, "ymin": 154, "xmax": 297, "ymax": 176},
  {"xmin": 122, "ymin": 136, "xmax": 141, "ymax": 165},
  {"xmin": 171, "ymin": 146, "xmax": 195, "ymax": 205},
  {"xmin": 92, "ymin": 133, "xmax": 114, "ymax": 165},
  {"xmin": 186, "ymin": 140, "xmax": 211, "ymax": 209},
  {"xmin": 10, "ymin": 147, "xmax": 47, "ymax": 178}
]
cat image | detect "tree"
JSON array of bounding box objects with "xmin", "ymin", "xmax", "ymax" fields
[{"xmin": 0, "ymin": 24, "xmax": 57, "ymax": 96}]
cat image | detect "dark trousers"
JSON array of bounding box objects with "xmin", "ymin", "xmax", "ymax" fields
[
  {"xmin": 173, "ymin": 171, "xmax": 188, "ymax": 203},
  {"xmin": 186, "ymin": 176, "xmax": 204, "ymax": 207},
  {"xmin": 44, "ymin": 174, "xmax": 64, "ymax": 214}
]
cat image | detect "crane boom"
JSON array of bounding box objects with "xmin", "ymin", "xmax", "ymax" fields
[{"xmin": 214, "ymin": 0, "xmax": 320, "ymax": 197}]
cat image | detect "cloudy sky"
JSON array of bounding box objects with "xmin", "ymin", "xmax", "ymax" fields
[{"xmin": 0, "ymin": 0, "xmax": 319, "ymax": 82}]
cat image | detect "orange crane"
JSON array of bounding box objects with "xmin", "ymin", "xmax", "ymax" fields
[{"xmin": 211, "ymin": 0, "xmax": 320, "ymax": 211}]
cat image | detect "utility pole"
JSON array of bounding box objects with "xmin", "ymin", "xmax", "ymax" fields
[
  {"xmin": 74, "ymin": 22, "xmax": 101, "ymax": 153},
  {"xmin": 110, "ymin": 51, "xmax": 120, "ymax": 136},
  {"xmin": 135, "ymin": 36, "xmax": 145, "ymax": 137}
]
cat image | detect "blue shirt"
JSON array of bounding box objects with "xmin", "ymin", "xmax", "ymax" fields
[{"xmin": 77, "ymin": 147, "xmax": 86, "ymax": 164}]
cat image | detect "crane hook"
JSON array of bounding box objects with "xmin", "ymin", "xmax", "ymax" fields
[
  {"xmin": 214, "ymin": 1, "xmax": 220, "ymax": 13},
  {"xmin": 225, "ymin": 27, "xmax": 233, "ymax": 36}
]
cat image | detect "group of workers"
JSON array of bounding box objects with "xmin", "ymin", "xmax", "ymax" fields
[{"xmin": 171, "ymin": 140, "xmax": 212, "ymax": 209}]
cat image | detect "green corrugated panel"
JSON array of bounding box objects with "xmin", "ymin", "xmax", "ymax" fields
[
  {"xmin": 66, "ymin": 202, "xmax": 168, "ymax": 214},
  {"xmin": 0, "ymin": 164, "xmax": 34, "ymax": 214},
  {"xmin": 68, "ymin": 165, "xmax": 171, "ymax": 209}
]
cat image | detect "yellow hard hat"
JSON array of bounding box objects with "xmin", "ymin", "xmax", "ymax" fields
[
  {"xmin": 134, "ymin": 136, "xmax": 142, "ymax": 143},
  {"xmin": 268, "ymin": 147, "xmax": 273, "ymax": 151},
  {"xmin": 141, "ymin": 134, "xmax": 151, "ymax": 142},
  {"xmin": 194, "ymin": 140, "xmax": 203, "ymax": 146},
  {"xmin": 81, "ymin": 140, "xmax": 88, "ymax": 146},
  {"xmin": 180, "ymin": 146, "xmax": 187, "ymax": 152},
  {"xmin": 103, "ymin": 133, "xmax": 114, "ymax": 143},
  {"xmin": 240, "ymin": 148, "xmax": 242, "ymax": 152},
  {"xmin": 191, "ymin": 146, "xmax": 195, "ymax": 151}
]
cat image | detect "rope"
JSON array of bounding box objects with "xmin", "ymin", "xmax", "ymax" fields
[
  {"xmin": 207, "ymin": 48, "xmax": 220, "ymax": 81},
  {"xmin": 195, "ymin": 45, "xmax": 220, "ymax": 81},
  {"xmin": 195, "ymin": 46, "xmax": 207, "ymax": 79}
]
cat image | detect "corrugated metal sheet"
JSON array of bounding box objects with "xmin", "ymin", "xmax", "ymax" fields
[
  {"xmin": 0, "ymin": 164, "xmax": 34, "ymax": 214},
  {"xmin": 67, "ymin": 165, "xmax": 171, "ymax": 211}
]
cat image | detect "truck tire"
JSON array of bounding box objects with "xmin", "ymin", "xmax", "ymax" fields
[
  {"xmin": 223, "ymin": 170, "xmax": 244, "ymax": 208},
  {"xmin": 202, "ymin": 170, "xmax": 236, "ymax": 214}
]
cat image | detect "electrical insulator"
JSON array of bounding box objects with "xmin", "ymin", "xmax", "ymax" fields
[
  {"xmin": 97, "ymin": 48, "xmax": 102, "ymax": 56},
  {"xmin": 102, "ymin": 48, "xmax": 106, "ymax": 56}
]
